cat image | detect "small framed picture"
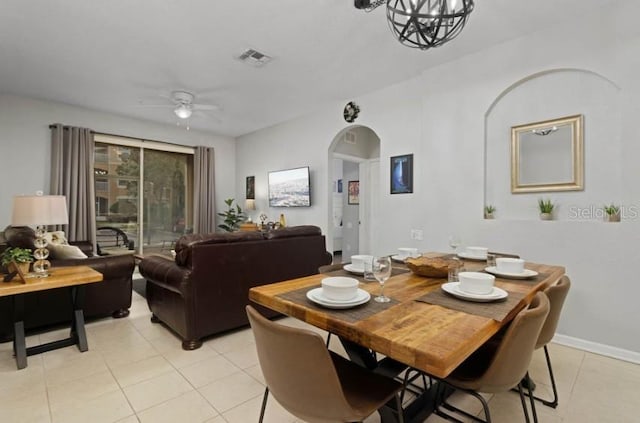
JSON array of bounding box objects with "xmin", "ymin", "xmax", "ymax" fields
[
  {"xmin": 348, "ymin": 180, "xmax": 359, "ymax": 205},
  {"xmin": 337, "ymin": 179, "xmax": 343, "ymax": 193},
  {"xmin": 12, "ymin": 260, "xmax": 28, "ymax": 284},
  {"xmin": 390, "ymin": 154, "xmax": 413, "ymax": 194},
  {"xmin": 246, "ymin": 176, "xmax": 255, "ymax": 199}
]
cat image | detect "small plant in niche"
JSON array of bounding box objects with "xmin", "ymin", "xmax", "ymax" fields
[
  {"xmin": 484, "ymin": 205, "xmax": 496, "ymax": 219},
  {"xmin": 217, "ymin": 198, "xmax": 247, "ymax": 232},
  {"xmin": 604, "ymin": 203, "xmax": 621, "ymax": 222},
  {"xmin": 538, "ymin": 199, "xmax": 555, "ymax": 220}
]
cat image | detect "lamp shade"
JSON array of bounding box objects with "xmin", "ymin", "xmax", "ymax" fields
[
  {"xmin": 11, "ymin": 195, "xmax": 69, "ymax": 226},
  {"xmin": 245, "ymin": 199, "xmax": 256, "ymax": 211}
]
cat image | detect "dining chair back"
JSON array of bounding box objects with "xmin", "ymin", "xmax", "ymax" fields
[
  {"xmin": 439, "ymin": 292, "xmax": 550, "ymax": 423},
  {"xmin": 246, "ymin": 305, "xmax": 403, "ymax": 423},
  {"xmin": 536, "ymin": 275, "xmax": 571, "ymax": 349},
  {"xmin": 529, "ymin": 275, "xmax": 571, "ymax": 408}
]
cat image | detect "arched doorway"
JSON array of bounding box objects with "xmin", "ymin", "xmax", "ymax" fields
[{"xmin": 327, "ymin": 126, "xmax": 381, "ymax": 263}]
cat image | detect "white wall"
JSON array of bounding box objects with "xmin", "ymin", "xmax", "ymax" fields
[
  {"xmin": 237, "ymin": 2, "xmax": 640, "ymax": 356},
  {"xmin": 0, "ymin": 94, "xmax": 236, "ymax": 226}
]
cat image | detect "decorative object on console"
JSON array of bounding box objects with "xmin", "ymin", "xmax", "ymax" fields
[
  {"xmin": 390, "ymin": 154, "xmax": 413, "ymax": 194},
  {"xmin": 11, "ymin": 194, "xmax": 69, "ymax": 277},
  {"xmin": 538, "ymin": 198, "xmax": 555, "ymax": 220},
  {"xmin": 604, "ymin": 203, "xmax": 621, "ymax": 222},
  {"xmin": 217, "ymin": 198, "xmax": 247, "ymax": 232},
  {"xmin": 484, "ymin": 205, "xmax": 496, "ymax": 219},
  {"xmin": 244, "ymin": 199, "xmax": 256, "ymax": 222},
  {"xmin": 354, "ymin": 0, "xmax": 475, "ymax": 51},
  {"xmin": 1, "ymin": 247, "xmax": 32, "ymax": 275}
]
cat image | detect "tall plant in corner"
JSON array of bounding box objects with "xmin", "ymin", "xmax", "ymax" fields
[{"xmin": 218, "ymin": 198, "xmax": 246, "ymax": 232}]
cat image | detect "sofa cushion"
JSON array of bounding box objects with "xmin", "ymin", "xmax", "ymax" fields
[
  {"xmin": 48, "ymin": 243, "xmax": 88, "ymax": 259},
  {"xmin": 174, "ymin": 231, "xmax": 265, "ymax": 266},
  {"xmin": 3, "ymin": 226, "xmax": 36, "ymax": 249},
  {"xmin": 264, "ymin": 225, "xmax": 321, "ymax": 240},
  {"xmin": 45, "ymin": 231, "xmax": 68, "ymax": 245}
]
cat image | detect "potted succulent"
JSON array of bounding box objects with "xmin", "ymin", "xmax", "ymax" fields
[
  {"xmin": 484, "ymin": 205, "xmax": 496, "ymax": 219},
  {"xmin": 604, "ymin": 203, "xmax": 621, "ymax": 222},
  {"xmin": 1, "ymin": 247, "xmax": 33, "ymax": 275},
  {"xmin": 538, "ymin": 199, "xmax": 555, "ymax": 220},
  {"xmin": 217, "ymin": 198, "xmax": 247, "ymax": 232}
]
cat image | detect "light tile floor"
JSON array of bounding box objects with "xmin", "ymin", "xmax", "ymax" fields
[{"xmin": 1, "ymin": 291, "xmax": 638, "ymax": 423}]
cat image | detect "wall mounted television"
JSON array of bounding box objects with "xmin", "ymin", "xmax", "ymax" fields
[{"xmin": 268, "ymin": 166, "xmax": 311, "ymax": 207}]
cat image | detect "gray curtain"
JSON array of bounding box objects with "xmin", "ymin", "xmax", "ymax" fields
[
  {"xmin": 194, "ymin": 146, "xmax": 216, "ymax": 233},
  {"xmin": 50, "ymin": 124, "xmax": 96, "ymax": 248}
]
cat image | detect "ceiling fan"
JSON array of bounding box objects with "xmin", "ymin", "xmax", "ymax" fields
[{"xmin": 139, "ymin": 90, "xmax": 221, "ymax": 120}]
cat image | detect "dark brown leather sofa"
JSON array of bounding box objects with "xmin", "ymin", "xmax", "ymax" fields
[
  {"xmin": 138, "ymin": 225, "xmax": 332, "ymax": 350},
  {"xmin": 0, "ymin": 226, "xmax": 135, "ymax": 341}
]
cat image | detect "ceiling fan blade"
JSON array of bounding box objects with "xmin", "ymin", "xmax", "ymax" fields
[
  {"xmin": 133, "ymin": 104, "xmax": 174, "ymax": 108},
  {"xmin": 193, "ymin": 104, "xmax": 221, "ymax": 111},
  {"xmin": 193, "ymin": 109, "xmax": 222, "ymax": 123}
]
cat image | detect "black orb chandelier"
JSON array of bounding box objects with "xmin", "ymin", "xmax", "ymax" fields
[{"xmin": 355, "ymin": 0, "xmax": 475, "ymax": 50}]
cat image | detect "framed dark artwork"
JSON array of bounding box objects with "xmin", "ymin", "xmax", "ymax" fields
[
  {"xmin": 390, "ymin": 154, "xmax": 413, "ymax": 194},
  {"xmin": 348, "ymin": 180, "xmax": 360, "ymax": 205},
  {"xmin": 246, "ymin": 176, "xmax": 255, "ymax": 199}
]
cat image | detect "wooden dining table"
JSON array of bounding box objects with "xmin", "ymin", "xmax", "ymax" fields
[{"xmin": 249, "ymin": 253, "xmax": 565, "ymax": 421}]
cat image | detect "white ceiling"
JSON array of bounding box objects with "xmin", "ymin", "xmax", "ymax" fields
[{"xmin": 0, "ymin": 0, "xmax": 615, "ymax": 137}]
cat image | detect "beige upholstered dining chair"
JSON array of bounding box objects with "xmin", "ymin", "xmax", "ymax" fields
[
  {"xmin": 436, "ymin": 292, "xmax": 550, "ymax": 423},
  {"xmin": 246, "ymin": 305, "xmax": 404, "ymax": 423},
  {"xmin": 527, "ymin": 275, "xmax": 571, "ymax": 408}
]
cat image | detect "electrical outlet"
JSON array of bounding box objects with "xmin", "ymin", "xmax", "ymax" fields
[{"xmin": 410, "ymin": 229, "xmax": 423, "ymax": 240}]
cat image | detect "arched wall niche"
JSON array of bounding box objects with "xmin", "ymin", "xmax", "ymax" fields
[{"xmin": 484, "ymin": 68, "xmax": 621, "ymax": 221}]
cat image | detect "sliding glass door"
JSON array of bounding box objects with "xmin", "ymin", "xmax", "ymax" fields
[{"xmin": 94, "ymin": 139, "xmax": 193, "ymax": 255}]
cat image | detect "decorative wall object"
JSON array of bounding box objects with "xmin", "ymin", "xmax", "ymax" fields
[
  {"xmin": 338, "ymin": 179, "xmax": 343, "ymax": 193},
  {"xmin": 246, "ymin": 176, "xmax": 255, "ymax": 199},
  {"xmin": 511, "ymin": 114, "xmax": 584, "ymax": 193},
  {"xmin": 348, "ymin": 181, "xmax": 360, "ymax": 205},
  {"xmin": 390, "ymin": 154, "xmax": 413, "ymax": 194},
  {"xmin": 343, "ymin": 101, "xmax": 360, "ymax": 123}
]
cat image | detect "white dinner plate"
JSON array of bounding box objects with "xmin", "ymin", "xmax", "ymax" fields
[
  {"xmin": 441, "ymin": 282, "xmax": 508, "ymax": 303},
  {"xmin": 343, "ymin": 264, "xmax": 364, "ymax": 275},
  {"xmin": 457, "ymin": 252, "xmax": 488, "ymax": 261},
  {"xmin": 306, "ymin": 288, "xmax": 371, "ymax": 309},
  {"xmin": 484, "ymin": 267, "xmax": 539, "ymax": 280}
]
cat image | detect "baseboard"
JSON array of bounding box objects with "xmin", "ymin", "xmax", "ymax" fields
[{"xmin": 553, "ymin": 334, "xmax": 640, "ymax": 365}]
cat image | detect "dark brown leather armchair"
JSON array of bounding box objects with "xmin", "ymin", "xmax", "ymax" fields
[
  {"xmin": 0, "ymin": 226, "xmax": 135, "ymax": 341},
  {"xmin": 139, "ymin": 225, "xmax": 332, "ymax": 350}
]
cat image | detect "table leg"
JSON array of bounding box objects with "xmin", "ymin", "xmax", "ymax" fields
[
  {"xmin": 12, "ymin": 294, "xmax": 27, "ymax": 369},
  {"xmin": 70, "ymin": 286, "xmax": 88, "ymax": 352}
]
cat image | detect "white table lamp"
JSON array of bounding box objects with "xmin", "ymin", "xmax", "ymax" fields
[{"xmin": 12, "ymin": 194, "xmax": 69, "ymax": 277}]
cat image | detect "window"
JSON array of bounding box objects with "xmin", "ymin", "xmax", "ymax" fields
[{"xmin": 93, "ymin": 135, "xmax": 194, "ymax": 255}]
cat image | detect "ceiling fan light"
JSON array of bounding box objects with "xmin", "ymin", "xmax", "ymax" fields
[{"xmin": 174, "ymin": 104, "xmax": 192, "ymax": 119}]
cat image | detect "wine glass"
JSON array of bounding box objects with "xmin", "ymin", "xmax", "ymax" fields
[
  {"xmin": 372, "ymin": 256, "xmax": 392, "ymax": 303},
  {"xmin": 448, "ymin": 235, "xmax": 461, "ymax": 254}
]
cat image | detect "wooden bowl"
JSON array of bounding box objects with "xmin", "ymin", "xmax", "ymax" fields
[{"xmin": 405, "ymin": 256, "xmax": 456, "ymax": 278}]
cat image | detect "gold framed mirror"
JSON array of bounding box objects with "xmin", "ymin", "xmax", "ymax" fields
[{"xmin": 511, "ymin": 114, "xmax": 584, "ymax": 193}]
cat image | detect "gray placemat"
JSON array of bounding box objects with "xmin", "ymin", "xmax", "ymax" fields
[
  {"xmin": 323, "ymin": 267, "xmax": 410, "ymax": 283},
  {"xmin": 277, "ymin": 285, "xmax": 399, "ymax": 323},
  {"xmin": 416, "ymin": 288, "xmax": 526, "ymax": 322}
]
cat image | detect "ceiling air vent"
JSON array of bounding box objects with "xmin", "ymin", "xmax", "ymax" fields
[
  {"xmin": 236, "ymin": 48, "xmax": 272, "ymax": 67},
  {"xmin": 344, "ymin": 131, "xmax": 356, "ymax": 145}
]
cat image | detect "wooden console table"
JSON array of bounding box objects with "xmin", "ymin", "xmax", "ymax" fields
[{"xmin": 0, "ymin": 266, "xmax": 103, "ymax": 369}]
